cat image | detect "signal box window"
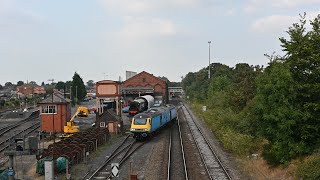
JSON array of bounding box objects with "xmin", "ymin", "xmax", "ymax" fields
[{"xmin": 41, "ymin": 105, "xmax": 57, "ymax": 114}]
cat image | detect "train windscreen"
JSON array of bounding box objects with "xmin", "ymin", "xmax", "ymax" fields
[
  {"xmin": 129, "ymin": 101, "xmax": 139, "ymax": 110},
  {"xmin": 134, "ymin": 118, "xmax": 147, "ymax": 125}
]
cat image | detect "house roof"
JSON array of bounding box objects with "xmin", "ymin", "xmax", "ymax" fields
[
  {"xmin": 123, "ymin": 71, "xmax": 166, "ymax": 84},
  {"xmin": 38, "ymin": 91, "xmax": 71, "ymax": 104}
]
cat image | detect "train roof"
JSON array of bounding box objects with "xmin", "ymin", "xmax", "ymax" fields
[{"xmin": 133, "ymin": 105, "xmax": 176, "ymax": 119}]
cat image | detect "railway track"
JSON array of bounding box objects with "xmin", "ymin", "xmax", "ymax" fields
[
  {"xmin": 182, "ymin": 105, "xmax": 232, "ymax": 180},
  {"xmin": 167, "ymin": 114, "xmax": 188, "ymax": 180},
  {"xmin": 85, "ymin": 134, "xmax": 145, "ymax": 179},
  {"xmin": 0, "ymin": 121, "xmax": 40, "ymax": 153},
  {"xmin": 0, "ymin": 114, "xmax": 39, "ymax": 137}
]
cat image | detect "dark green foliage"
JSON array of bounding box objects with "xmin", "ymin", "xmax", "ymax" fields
[
  {"xmin": 72, "ymin": 72, "xmax": 86, "ymax": 103},
  {"xmin": 17, "ymin": 81, "xmax": 24, "ymax": 86},
  {"xmin": 182, "ymin": 13, "xmax": 320, "ymax": 166},
  {"xmin": 29, "ymin": 81, "xmax": 38, "ymax": 86},
  {"xmin": 55, "ymin": 81, "xmax": 65, "ymax": 91},
  {"xmin": 228, "ymin": 64, "xmax": 261, "ymax": 112},
  {"xmin": 86, "ymin": 80, "xmax": 95, "ymax": 88}
]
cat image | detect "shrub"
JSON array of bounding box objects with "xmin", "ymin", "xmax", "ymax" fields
[{"xmin": 296, "ymin": 155, "xmax": 320, "ymax": 180}]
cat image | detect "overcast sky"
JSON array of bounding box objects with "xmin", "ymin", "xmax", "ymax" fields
[{"xmin": 0, "ymin": 0, "xmax": 319, "ymax": 85}]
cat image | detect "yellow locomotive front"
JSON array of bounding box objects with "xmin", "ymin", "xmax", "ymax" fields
[{"xmin": 130, "ymin": 113, "xmax": 151, "ymax": 139}]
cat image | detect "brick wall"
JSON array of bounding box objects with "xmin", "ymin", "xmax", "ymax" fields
[{"xmin": 122, "ymin": 71, "xmax": 168, "ymax": 103}]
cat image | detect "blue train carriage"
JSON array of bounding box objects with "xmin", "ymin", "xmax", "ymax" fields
[{"xmin": 130, "ymin": 105, "xmax": 177, "ymax": 139}]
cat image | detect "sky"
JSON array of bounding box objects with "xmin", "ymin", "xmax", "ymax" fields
[{"xmin": 0, "ymin": 0, "xmax": 319, "ymax": 85}]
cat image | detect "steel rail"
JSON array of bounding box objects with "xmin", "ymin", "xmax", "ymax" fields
[
  {"xmin": 86, "ymin": 134, "xmax": 134, "ymax": 179},
  {"xmin": 105, "ymin": 141, "xmax": 145, "ymax": 179},
  {"xmin": 0, "ymin": 116, "xmax": 38, "ymax": 137},
  {"xmin": 167, "ymin": 126, "xmax": 172, "ymax": 180},
  {"xmin": 183, "ymin": 105, "xmax": 232, "ymax": 180},
  {"xmin": 167, "ymin": 109, "xmax": 188, "ymax": 180},
  {"xmin": 0, "ymin": 122, "xmax": 40, "ymax": 153},
  {"xmin": 177, "ymin": 112, "xmax": 188, "ymax": 180}
]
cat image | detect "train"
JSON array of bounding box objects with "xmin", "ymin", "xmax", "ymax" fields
[
  {"xmin": 130, "ymin": 104, "xmax": 177, "ymax": 140},
  {"xmin": 129, "ymin": 95, "xmax": 154, "ymax": 116}
]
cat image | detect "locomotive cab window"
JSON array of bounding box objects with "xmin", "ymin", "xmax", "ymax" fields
[{"xmin": 134, "ymin": 118, "xmax": 147, "ymax": 125}]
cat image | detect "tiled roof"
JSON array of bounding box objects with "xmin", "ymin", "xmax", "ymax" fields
[{"xmin": 39, "ymin": 92, "xmax": 71, "ymax": 104}]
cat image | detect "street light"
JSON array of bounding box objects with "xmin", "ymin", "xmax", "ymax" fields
[{"xmin": 208, "ymin": 41, "xmax": 211, "ymax": 79}]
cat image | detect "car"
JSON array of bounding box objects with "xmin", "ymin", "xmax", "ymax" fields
[{"xmin": 122, "ymin": 106, "xmax": 129, "ymax": 113}]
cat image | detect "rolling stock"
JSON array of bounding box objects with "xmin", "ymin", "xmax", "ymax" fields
[
  {"xmin": 129, "ymin": 95, "xmax": 154, "ymax": 116},
  {"xmin": 130, "ymin": 104, "xmax": 177, "ymax": 140}
]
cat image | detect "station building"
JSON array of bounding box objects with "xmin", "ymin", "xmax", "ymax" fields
[
  {"xmin": 38, "ymin": 92, "xmax": 71, "ymax": 133},
  {"xmin": 122, "ymin": 71, "xmax": 168, "ymax": 105}
]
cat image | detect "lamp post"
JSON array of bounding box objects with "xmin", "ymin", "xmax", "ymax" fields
[{"xmin": 208, "ymin": 41, "xmax": 211, "ymax": 79}]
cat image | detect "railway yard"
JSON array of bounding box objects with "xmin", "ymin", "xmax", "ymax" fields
[
  {"xmin": 0, "ymin": 97, "xmax": 245, "ymax": 180},
  {"xmin": 69, "ymin": 98, "xmax": 243, "ymax": 180}
]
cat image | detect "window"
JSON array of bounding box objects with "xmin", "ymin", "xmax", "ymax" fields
[
  {"xmin": 100, "ymin": 122, "xmax": 105, "ymax": 127},
  {"xmin": 134, "ymin": 118, "xmax": 147, "ymax": 125},
  {"xmin": 142, "ymin": 78, "xmax": 146, "ymax": 82},
  {"xmin": 41, "ymin": 105, "xmax": 57, "ymax": 114}
]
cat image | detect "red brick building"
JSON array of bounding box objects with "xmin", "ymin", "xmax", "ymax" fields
[
  {"xmin": 16, "ymin": 84, "xmax": 33, "ymax": 97},
  {"xmin": 122, "ymin": 71, "xmax": 168, "ymax": 104},
  {"xmin": 16, "ymin": 84, "xmax": 46, "ymax": 97},
  {"xmin": 38, "ymin": 92, "xmax": 71, "ymax": 133},
  {"xmin": 33, "ymin": 86, "xmax": 46, "ymax": 95}
]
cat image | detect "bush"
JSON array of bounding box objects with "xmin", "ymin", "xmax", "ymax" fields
[
  {"xmin": 191, "ymin": 103, "xmax": 261, "ymax": 156},
  {"xmin": 296, "ymin": 155, "xmax": 320, "ymax": 180}
]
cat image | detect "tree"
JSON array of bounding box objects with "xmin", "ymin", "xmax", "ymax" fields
[
  {"xmin": 0, "ymin": 84, "xmax": 3, "ymax": 90},
  {"xmin": 72, "ymin": 72, "xmax": 86, "ymax": 103},
  {"xmin": 254, "ymin": 62, "xmax": 303, "ymax": 164},
  {"xmin": 55, "ymin": 81, "xmax": 65, "ymax": 91},
  {"xmin": 41, "ymin": 82, "xmax": 45, "ymax": 86},
  {"xmin": 17, "ymin": 81, "xmax": 24, "ymax": 86},
  {"xmin": 86, "ymin": 80, "xmax": 95, "ymax": 88},
  {"xmin": 254, "ymin": 14, "xmax": 320, "ymax": 164},
  {"xmin": 4, "ymin": 82, "xmax": 13, "ymax": 89},
  {"xmin": 227, "ymin": 63, "xmax": 260, "ymax": 112},
  {"xmin": 29, "ymin": 81, "xmax": 38, "ymax": 86}
]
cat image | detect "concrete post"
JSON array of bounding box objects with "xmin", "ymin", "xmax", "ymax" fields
[{"xmin": 8, "ymin": 154, "xmax": 14, "ymax": 180}]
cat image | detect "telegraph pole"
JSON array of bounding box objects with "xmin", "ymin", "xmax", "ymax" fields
[
  {"xmin": 48, "ymin": 79, "xmax": 55, "ymax": 143},
  {"xmin": 208, "ymin": 41, "xmax": 211, "ymax": 79}
]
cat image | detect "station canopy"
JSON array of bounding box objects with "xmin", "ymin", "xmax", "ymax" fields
[{"xmin": 122, "ymin": 87, "xmax": 154, "ymax": 94}]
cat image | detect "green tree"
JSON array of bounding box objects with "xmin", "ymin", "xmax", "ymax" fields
[
  {"xmin": 4, "ymin": 82, "xmax": 14, "ymax": 89},
  {"xmin": 86, "ymin": 80, "xmax": 95, "ymax": 88},
  {"xmin": 29, "ymin": 81, "xmax": 38, "ymax": 86},
  {"xmin": 228, "ymin": 63, "xmax": 259, "ymax": 112},
  {"xmin": 267, "ymin": 14, "xmax": 320, "ymax": 163},
  {"xmin": 55, "ymin": 81, "xmax": 65, "ymax": 91},
  {"xmin": 41, "ymin": 82, "xmax": 45, "ymax": 86},
  {"xmin": 17, "ymin": 81, "xmax": 24, "ymax": 86},
  {"xmin": 72, "ymin": 72, "xmax": 86, "ymax": 104},
  {"xmin": 254, "ymin": 62, "xmax": 303, "ymax": 164}
]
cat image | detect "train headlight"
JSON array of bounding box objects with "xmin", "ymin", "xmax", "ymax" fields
[
  {"xmin": 130, "ymin": 128, "xmax": 135, "ymax": 131},
  {"xmin": 144, "ymin": 129, "xmax": 148, "ymax": 132}
]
